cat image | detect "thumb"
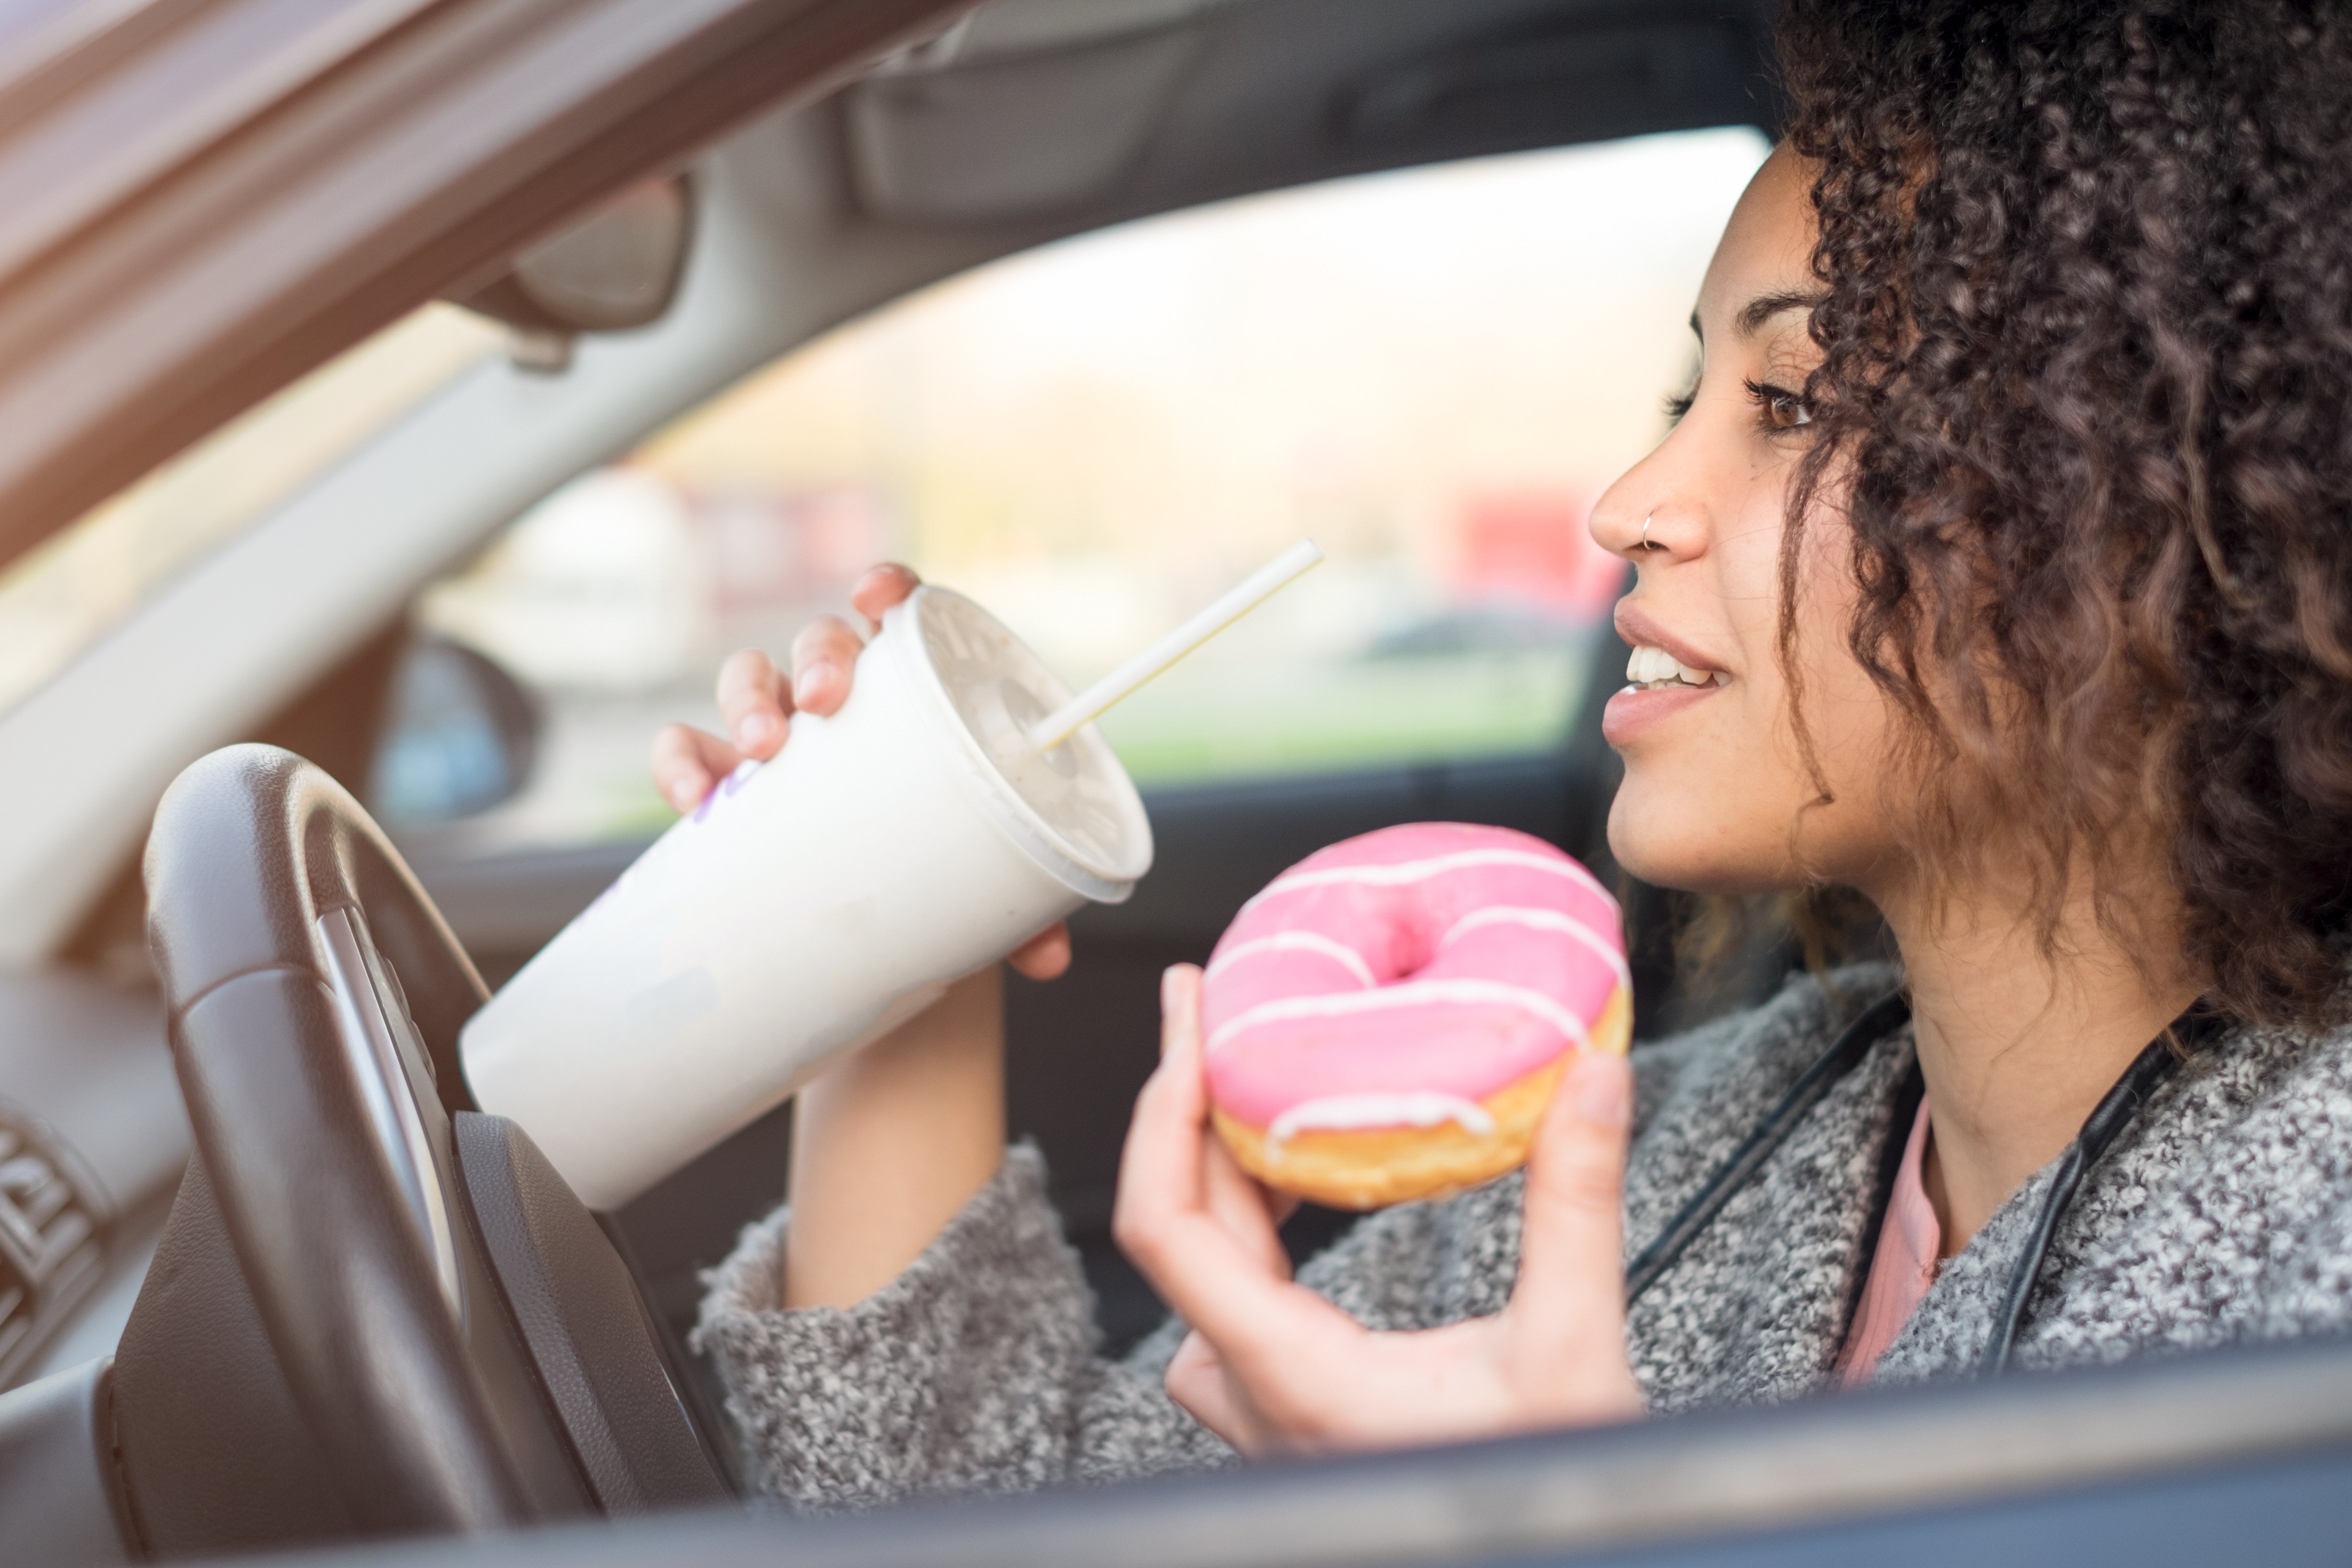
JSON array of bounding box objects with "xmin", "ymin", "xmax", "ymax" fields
[
  {"xmin": 1508, "ymin": 1048, "xmax": 1632, "ymax": 1341},
  {"xmin": 1162, "ymin": 1330, "xmax": 1260, "ymax": 1454}
]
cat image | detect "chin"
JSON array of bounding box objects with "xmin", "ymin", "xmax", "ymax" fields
[{"xmin": 1605, "ymin": 772, "xmax": 1792, "ymax": 896}]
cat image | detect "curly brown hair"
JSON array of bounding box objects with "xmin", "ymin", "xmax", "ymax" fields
[{"xmin": 1767, "ymin": 0, "xmax": 2352, "ymax": 1026}]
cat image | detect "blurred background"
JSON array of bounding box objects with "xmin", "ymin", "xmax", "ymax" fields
[
  {"xmin": 415, "ymin": 125, "xmax": 1764, "ymax": 847},
  {"xmin": 0, "ymin": 124, "xmax": 1767, "ymax": 854}
]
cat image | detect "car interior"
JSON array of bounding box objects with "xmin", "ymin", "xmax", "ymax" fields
[{"xmin": 0, "ymin": 1, "xmax": 2346, "ymax": 1566}]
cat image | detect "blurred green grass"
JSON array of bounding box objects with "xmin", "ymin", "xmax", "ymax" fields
[
  {"xmin": 1097, "ymin": 646, "xmax": 1590, "ymax": 788},
  {"xmin": 582, "ymin": 646, "xmax": 1592, "ymax": 843}
]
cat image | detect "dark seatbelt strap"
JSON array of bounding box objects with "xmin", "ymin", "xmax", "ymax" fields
[
  {"xmin": 1617, "ymin": 980, "xmax": 2226, "ymax": 1377},
  {"xmin": 1977, "ymin": 1004, "xmax": 2229, "ymax": 1376},
  {"xmin": 1625, "ymin": 989, "xmax": 1912, "ymax": 1305}
]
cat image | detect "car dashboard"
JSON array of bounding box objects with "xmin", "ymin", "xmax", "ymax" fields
[{"xmin": 0, "ymin": 971, "xmax": 186, "ymax": 1392}]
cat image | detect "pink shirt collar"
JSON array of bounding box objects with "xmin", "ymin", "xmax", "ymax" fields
[{"xmin": 1835, "ymin": 1095, "xmax": 1941, "ymax": 1385}]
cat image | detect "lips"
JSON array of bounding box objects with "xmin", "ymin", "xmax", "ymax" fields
[
  {"xmin": 1602, "ymin": 680, "xmax": 1720, "ymax": 747},
  {"xmin": 1606, "ymin": 601, "xmax": 1729, "ymax": 747},
  {"xmin": 1613, "ymin": 601, "xmax": 1727, "ymax": 680}
]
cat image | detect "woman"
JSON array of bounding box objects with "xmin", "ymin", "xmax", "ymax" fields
[{"xmin": 657, "ymin": 0, "xmax": 2352, "ymax": 1511}]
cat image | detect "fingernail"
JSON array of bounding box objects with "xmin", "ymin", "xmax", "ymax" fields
[
  {"xmin": 793, "ymin": 661, "xmax": 834, "ymax": 707},
  {"xmin": 1572, "ymin": 1056, "xmax": 1630, "ymax": 1125},
  {"xmin": 738, "ymin": 710, "xmax": 778, "ymax": 747},
  {"xmin": 1161, "ymin": 966, "xmax": 1182, "ymax": 1012},
  {"xmin": 669, "ymin": 772, "xmax": 705, "ymax": 810}
]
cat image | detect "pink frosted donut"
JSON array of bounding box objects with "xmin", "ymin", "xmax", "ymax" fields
[{"xmin": 1200, "ymin": 822, "xmax": 1630, "ymax": 1210}]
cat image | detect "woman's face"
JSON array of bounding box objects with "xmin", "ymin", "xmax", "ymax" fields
[{"xmin": 1594, "ymin": 146, "xmax": 1903, "ymax": 898}]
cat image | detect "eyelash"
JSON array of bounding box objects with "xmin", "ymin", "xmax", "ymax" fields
[
  {"xmin": 1743, "ymin": 378, "xmax": 1813, "ymax": 432},
  {"xmin": 1661, "ymin": 380, "xmax": 1814, "ymax": 432}
]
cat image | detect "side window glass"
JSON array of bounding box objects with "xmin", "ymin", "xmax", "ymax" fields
[{"xmin": 398, "ymin": 128, "xmax": 1767, "ymax": 846}]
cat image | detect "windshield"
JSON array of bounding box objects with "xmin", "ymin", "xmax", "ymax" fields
[
  {"xmin": 408, "ymin": 128, "xmax": 1765, "ymax": 847},
  {"xmin": 0, "ymin": 302, "xmax": 502, "ymax": 722}
]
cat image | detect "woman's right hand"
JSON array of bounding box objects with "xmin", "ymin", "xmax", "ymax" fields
[
  {"xmin": 647, "ymin": 562, "xmax": 1071, "ymax": 982},
  {"xmin": 1116, "ymin": 966, "xmax": 1644, "ymax": 1457}
]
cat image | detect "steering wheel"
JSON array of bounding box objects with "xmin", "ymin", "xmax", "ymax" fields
[{"xmin": 109, "ymin": 745, "xmax": 728, "ymax": 1557}]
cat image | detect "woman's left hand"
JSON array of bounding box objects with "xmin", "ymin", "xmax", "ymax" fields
[{"xmin": 1112, "ymin": 965, "xmax": 1646, "ymax": 1458}]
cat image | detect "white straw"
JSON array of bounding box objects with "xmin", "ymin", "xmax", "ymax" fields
[{"xmin": 1028, "ymin": 539, "xmax": 1324, "ymax": 751}]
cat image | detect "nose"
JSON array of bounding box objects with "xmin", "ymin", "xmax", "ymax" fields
[
  {"xmin": 1590, "ymin": 427, "xmax": 1704, "ymax": 564},
  {"xmin": 1591, "ymin": 501, "xmax": 1679, "ymax": 562}
]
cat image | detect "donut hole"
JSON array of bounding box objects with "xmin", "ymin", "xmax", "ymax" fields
[{"xmin": 1364, "ymin": 884, "xmax": 1443, "ymax": 985}]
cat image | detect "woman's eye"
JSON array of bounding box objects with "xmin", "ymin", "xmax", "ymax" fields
[
  {"xmin": 1662, "ymin": 386, "xmax": 1697, "ymax": 425},
  {"xmin": 1744, "ymin": 378, "xmax": 1813, "ymax": 432}
]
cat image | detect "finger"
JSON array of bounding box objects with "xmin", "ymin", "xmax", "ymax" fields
[
  {"xmin": 1150, "ymin": 966, "xmax": 1288, "ymax": 1273},
  {"xmin": 715, "ymin": 648, "xmax": 792, "ymax": 758},
  {"xmin": 649, "ymin": 723, "xmax": 742, "ymax": 812},
  {"xmin": 1158, "ymin": 962, "xmax": 1202, "ymax": 1060},
  {"xmin": 791, "ymin": 616, "xmax": 867, "ymax": 716},
  {"xmin": 1117, "ymin": 967, "xmax": 1214, "ymax": 1231},
  {"xmin": 1163, "ymin": 1330, "xmax": 1261, "ymax": 1456},
  {"xmin": 1114, "ymin": 968, "xmax": 1342, "ymax": 1348},
  {"xmin": 1202, "ymin": 1127, "xmax": 1293, "ymax": 1279},
  {"xmin": 1008, "ymin": 922, "xmax": 1071, "ymax": 981},
  {"xmin": 1508, "ymin": 1049, "xmax": 1633, "ymax": 1346},
  {"xmin": 849, "ymin": 563, "xmax": 922, "ymax": 632}
]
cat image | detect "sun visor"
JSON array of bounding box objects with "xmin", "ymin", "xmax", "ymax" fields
[{"xmin": 846, "ymin": 22, "xmax": 1201, "ymax": 223}]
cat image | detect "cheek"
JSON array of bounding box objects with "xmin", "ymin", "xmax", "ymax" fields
[
  {"xmin": 1605, "ymin": 540, "xmax": 1816, "ymax": 894},
  {"xmin": 1605, "ymin": 502, "xmax": 1904, "ymax": 894},
  {"xmin": 1605, "ymin": 658, "xmax": 1821, "ymax": 895},
  {"xmin": 1777, "ymin": 525, "xmax": 1903, "ymax": 820}
]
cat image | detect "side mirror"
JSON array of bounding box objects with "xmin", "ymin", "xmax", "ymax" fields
[
  {"xmin": 368, "ymin": 637, "xmax": 542, "ymax": 827},
  {"xmin": 458, "ymin": 177, "xmax": 694, "ymax": 369}
]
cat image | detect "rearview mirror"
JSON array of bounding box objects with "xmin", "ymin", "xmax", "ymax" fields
[
  {"xmin": 459, "ymin": 177, "xmax": 694, "ymax": 368},
  {"xmin": 368, "ymin": 637, "xmax": 542, "ymax": 828}
]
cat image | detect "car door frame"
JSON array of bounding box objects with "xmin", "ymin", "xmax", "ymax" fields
[{"xmin": 0, "ymin": 0, "xmax": 970, "ymax": 580}]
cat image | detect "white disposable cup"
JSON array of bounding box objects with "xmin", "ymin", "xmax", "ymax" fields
[{"xmin": 459, "ymin": 587, "xmax": 1154, "ymax": 1211}]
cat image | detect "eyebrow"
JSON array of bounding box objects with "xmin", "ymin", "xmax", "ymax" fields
[
  {"xmin": 1739, "ymin": 290, "xmax": 1821, "ymax": 336},
  {"xmin": 1690, "ymin": 290, "xmax": 1825, "ymax": 344}
]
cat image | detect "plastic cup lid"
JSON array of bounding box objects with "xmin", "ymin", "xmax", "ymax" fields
[{"xmin": 890, "ymin": 587, "xmax": 1154, "ymax": 900}]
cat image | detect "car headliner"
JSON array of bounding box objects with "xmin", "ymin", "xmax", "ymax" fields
[{"xmin": 0, "ymin": 0, "xmax": 965, "ymax": 577}]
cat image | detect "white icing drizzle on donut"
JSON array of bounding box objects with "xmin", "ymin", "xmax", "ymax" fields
[
  {"xmin": 1202, "ymin": 931, "xmax": 1377, "ymax": 989},
  {"xmin": 1205, "ymin": 978, "xmax": 1591, "ymax": 1055},
  {"xmin": 1265, "ymin": 1091, "xmax": 1498, "ymax": 1154},
  {"xmin": 1240, "ymin": 847, "xmax": 1617, "ymax": 914},
  {"xmin": 1437, "ymin": 906, "xmax": 1633, "ymax": 991}
]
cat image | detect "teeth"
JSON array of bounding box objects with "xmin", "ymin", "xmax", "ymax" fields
[
  {"xmin": 1625, "ymin": 645, "xmax": 1718, "ymax": 689},
  {"xmin": 1625, "ymin": 646, "xmax": 1675, "ymax": 684}
]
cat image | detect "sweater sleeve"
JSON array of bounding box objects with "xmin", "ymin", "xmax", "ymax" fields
[
  {"xmin": 693, "ymin": 1145, "xmax": 1233, "ymax": 1513},
  {"xmin": 695, "ymin": 968, "xmax": 1894, "ymax": 1514}
]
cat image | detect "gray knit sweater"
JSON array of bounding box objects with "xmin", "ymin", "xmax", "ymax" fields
[{"xmin": 694, "ymin": 966, "xmax": 2352, "ymax": 1512}]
